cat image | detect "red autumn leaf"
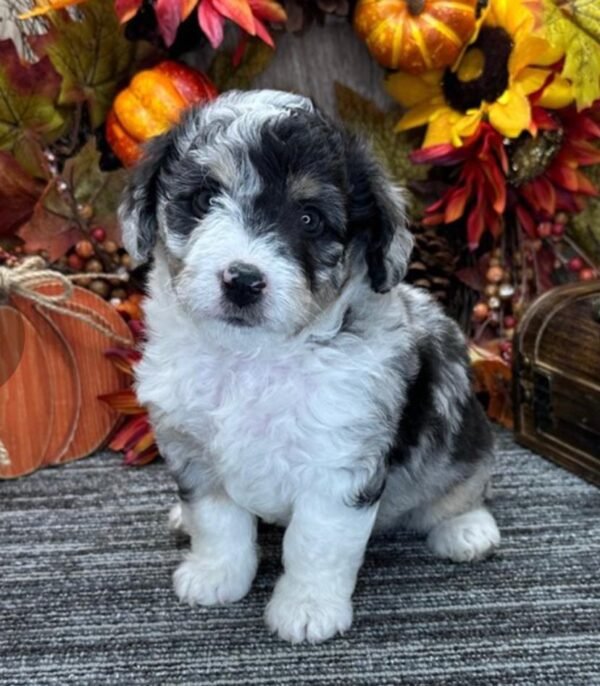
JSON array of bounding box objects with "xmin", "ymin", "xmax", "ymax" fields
[
  {"xmin": 467, "ymin": 190, "xmax": 486, "ymax": 250},
  {"xmin": 155, "ymin": 0, "xmax": 183, "ymax": 47},
  {"xmin": 0, "ymin": 151, "xmax": 45, "ymax": 236},
  {"xmin": 515, "ymin": 203, "xmax": 537, "ymax": 237},
  {"xmin": 105, "ymin": 347, "xmax": 142, "ymax": 374},
  {"xmin": 125, "ymin": 444, "xmax": 160, "ymax": 466},
  {"xmin": 99, "ymin": 388, "xmax": 146, "ymax": 414},
  {"xmin": 108, "ymin": 414, "xmax": 149, "ymax": 451},
  {"xmin": 534, "ymin": 175, "xmax": 557, "ymax": 214},
  {"xmin": 115, "ymin": 0, "xmax": 144, "ymax": 22},
  {"xmin": 198, "ymin": 0, "xmax": 226, "ymax": 48},
  {"xmin": 470, "ymin": 344, "xmax": 513, "ymax": 429},
  {"xmin": 252, "ymin": 16, "xmax": 274, "ymax": 47},
  {"xmin": 249, "ymin": 0, "xmax": 286, "ymax": 23},
  {"xmin": 212, "ymin": 0, "xmax": 256, "ymax": 35},
  {"xmin": 411, "ymin": 143, "xmax": 462, "ymax": 166},
  {"xmin": 17, "ymin": 191, "xmax": 82, "ymax": 261},
  {"xmin": 444, "ymin": 185, "xmax": 470, "ymax": 224}
]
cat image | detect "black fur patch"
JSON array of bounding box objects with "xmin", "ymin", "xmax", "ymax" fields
[
  {"xmin": 450, "ymin": 395, "xmax": 494, "ymax": 463},
  {"xmin": 170, "ymin": 459, "xmax": 203, "ymax": 503},
  {"xmin": 352, "ymin": 469, "xmax": 387, "ymax": 509},
  {"xmin": 122, "ymin": 129, "xmax": 180, "ymax": 260},
  {"xmin": 344, "ymin": 136, "xmax": 408, "ymax": 292},
  {"xmin": 388, "ymin": 343, "xmax": 446, "ymax": 465},
  {"xmin": 248, "ymin": 112, "xmax": 348, "ymax": 292},
  {"xmin": 164, "ymin": 164, "xmax": 221, "ymax": 237}
]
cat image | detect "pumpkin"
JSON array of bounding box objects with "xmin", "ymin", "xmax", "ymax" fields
[
  {"xmin": 354, "ymin": 0, "xmax": 481, "ymax": 74},
  {"xmin": 0, "ymin": 278, "xmax": 133, "ymax": 479},
  {"xmin": 106, "ymin": 61, "xmax": 218, "ymax": 167}
]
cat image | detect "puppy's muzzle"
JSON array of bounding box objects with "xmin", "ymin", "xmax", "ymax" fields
[{"xmin": 222, "ymin": 262, "xmax": 266, "ymax": 308}]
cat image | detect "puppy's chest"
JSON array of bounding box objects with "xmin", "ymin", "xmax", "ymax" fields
[
  {"xmin": 147, "ymin": 338, "xmax": 386, "ymax": 516},
  {"xmin": 192, "ymin": 344, "xmax": 376, "ymax": 451}
]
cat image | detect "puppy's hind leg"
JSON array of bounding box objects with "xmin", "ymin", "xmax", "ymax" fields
[{"xmin": 403, "ymin": 469, "xmax": 500, "ymax": 563}]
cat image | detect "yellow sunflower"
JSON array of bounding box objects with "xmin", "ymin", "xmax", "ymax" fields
[{"xmin": 386, "ymin": 0, "xmax": 574, "ymax": 148}]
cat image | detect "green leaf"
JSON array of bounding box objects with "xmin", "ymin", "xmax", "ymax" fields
[
  {"xmin": 17, "ymin": 197, "xmax": 82, "ymax": 261},
  {"xmin": 554, "ymin": 0, "xmax": 600, "ymax": 44},
  {"xmin": 0, "ymin": 39, "xmax": 67, "ymax": 176},
  {"xmin": 208, "ymin": 40, "xmax": 274, "ymax": 92},
  {"xmin": 31, "ymin": 0, "xmax": 138, "ymax": 129},
  {"xmin": 49, "ymin": 138, "xmax": 128, "ymax": 227},
  {"xmin": 541, "ymin": 0, "xmax": 600, "ymax": 109},
  {"xmin": 335, "ymin": 83, "xmax": 428, "ymax": 216},
  {"xmin": 570, "ymin": 164, "xmax": 600, "ymax": 263}
]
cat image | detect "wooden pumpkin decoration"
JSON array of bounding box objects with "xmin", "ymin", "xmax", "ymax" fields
[
  {"xmin": 354, "ymin": 0, "xmax": 481, "ymax": 74},
  {"xmin": 0, "ymin": 259, "xmax": 134, "ymax": 479},
  {"xmin": 106, "ymin": 60, "xmax": 218, "ymax": 167}
]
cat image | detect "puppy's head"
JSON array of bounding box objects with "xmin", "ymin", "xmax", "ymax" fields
[{"xmin": 119, "ymin": 90, "xmax": 413, "ymax": 333}]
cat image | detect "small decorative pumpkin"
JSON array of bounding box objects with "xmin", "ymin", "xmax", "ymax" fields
[
  {"xmin": 354, "ymin": 0, "xmax": 481, "ymax": 74},
  {"xmin": 0, "ymin": 262, "xmax": 133, "ymax": 479},
  {"xmin": 106, "ymin": 60, "xmax": 218, "ymax": 167}
]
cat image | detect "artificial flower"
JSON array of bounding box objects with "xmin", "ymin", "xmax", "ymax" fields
[
  {"xmin": 386, "ymin": 0, "xmax": 572, "ymax": 147},
  {"xmin": 199, "ymin": 0, "xmax": 286, "ymax": 49},
  {"xmin": 412, "ymin": 123, "xmax": 508, "ymax": 248},
  {"xmin": 412, "ymin": 102, "xmax": 600, "ymax": 248},
  {"xmin": 100, "ymin": 335, "xmax": 159, "ymax": 466},
  {"xmin": 114, "ymin": 0, "xmax": 286, "ymax": 48},
  {"xmin": 512, "ymin": 102, "xmax": 600, "ymax": 236}
]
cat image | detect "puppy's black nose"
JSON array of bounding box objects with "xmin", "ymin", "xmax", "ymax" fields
[{"xmin": 222, "ymin": 262, "xmax": 266, "ymax": 307}]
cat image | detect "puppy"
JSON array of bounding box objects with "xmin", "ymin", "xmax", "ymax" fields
[{"xmin": 119, "ymin": 90, "xmax": 500, "ymax": 644}]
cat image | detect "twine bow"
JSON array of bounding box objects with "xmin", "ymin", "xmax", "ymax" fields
[
  {"xmin": 0, "ymin": 256, "xmax": 133, "ymax": 344},
  {"xmin": 0, "ymin": 257, "xmax": 134, "ymax": 468}
]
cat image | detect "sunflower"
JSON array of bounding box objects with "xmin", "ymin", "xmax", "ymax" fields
[{"xmin": 386, "ymin": 0, "xmax": 573, "ymax": 147}]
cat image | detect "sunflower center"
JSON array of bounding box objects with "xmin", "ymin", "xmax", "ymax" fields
[{"xmin": 442, "ymin": 27, "xmax": 513, "ymax": 113}]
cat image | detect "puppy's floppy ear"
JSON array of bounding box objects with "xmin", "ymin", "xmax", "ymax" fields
[
  {"xmin": 118, "ymin": 129, "xmax": 178, "ymax": 264},
  {"xmin": 345, "ymin": 135, "xmax": 414, "ymax": 293}
]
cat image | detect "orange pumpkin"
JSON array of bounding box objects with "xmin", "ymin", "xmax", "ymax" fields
[
  {"xmin": 0, "ymin": 279, "xmax": 133, "ymax": 479},
  {"xmin": 354, "ymin": 0, "xmax": 481, "ymax": 74},
  {"xmin": 106, "ymin": 61, "xmax": 218, "ymax": 167}
]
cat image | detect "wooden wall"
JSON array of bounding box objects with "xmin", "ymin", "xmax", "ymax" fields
[{"xmin": 253, "ymin": 23, "xmax": 393, "ymax": 116}]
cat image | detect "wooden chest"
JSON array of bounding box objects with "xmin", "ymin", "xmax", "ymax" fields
[{"xmin": 513, "ymin": 281, "xmax": 600, "ymax": 486}]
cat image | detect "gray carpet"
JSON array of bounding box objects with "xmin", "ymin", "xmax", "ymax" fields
[{"xmin": 1, "ymin": 429, "xmax": 599, "ymax": 686}]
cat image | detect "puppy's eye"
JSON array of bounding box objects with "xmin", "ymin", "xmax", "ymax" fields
[
  {"xmin": 192, "ymin": 187, "xmax": 218, "ymax": 217},
  {"xmin": 300, "ymin": 208, "xmax": 323, "ymax": 236}
]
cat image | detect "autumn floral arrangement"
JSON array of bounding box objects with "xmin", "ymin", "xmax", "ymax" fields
[
  {"xmin": 355, "ymin": 0, "xmax": 600, "ymax": 425},
  {"xmin": 0, "ymin": 0, "xmax": 599, "ymax": 472}
]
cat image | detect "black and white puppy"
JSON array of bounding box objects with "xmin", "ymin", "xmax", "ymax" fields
[{"xmin": 119, "ymin": 90, "xmax": 500, "ymax": 644}]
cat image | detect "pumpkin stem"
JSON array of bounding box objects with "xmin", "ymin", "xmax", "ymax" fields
[{"xmin": 406, "ymin": 0, "xmax": 425, "ymax": 14}]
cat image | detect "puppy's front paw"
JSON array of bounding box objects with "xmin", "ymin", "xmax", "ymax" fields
[
  {"xmin": 427, "ymin": 507, "xmax": 500, "ymax": 563},
  {"xmin": 265, "ymin": 575, "xmax": 352, "ymax": 644},
  {"xmin": 173, "ymin": 552, "xmax": 257, "ymax": 606}
]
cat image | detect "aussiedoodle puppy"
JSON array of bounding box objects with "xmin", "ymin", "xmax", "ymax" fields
[{"xmin": 118, "ymin": 89, "xmax": 500, "ymax": 644}]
